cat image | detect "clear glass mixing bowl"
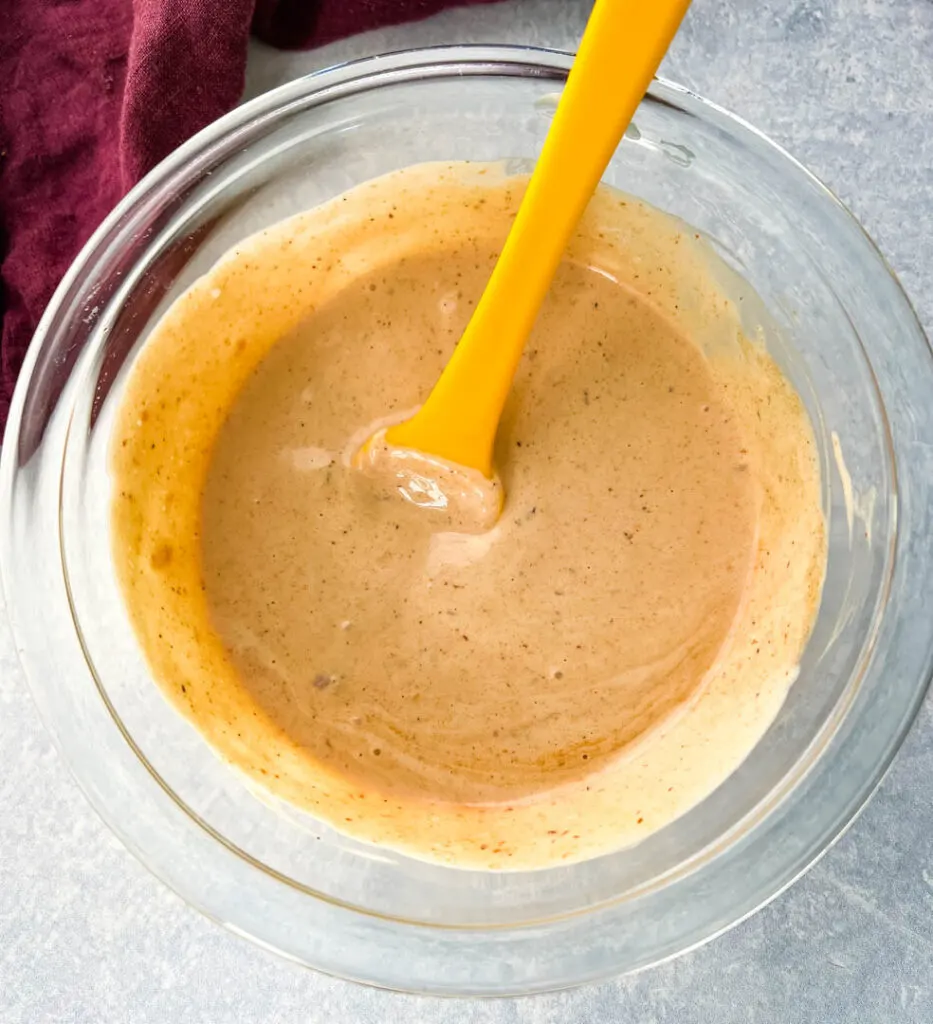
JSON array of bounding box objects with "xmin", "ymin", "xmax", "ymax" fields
[{"xmin": 3, "ymin": 47, "xmax": 933, "ymax": 996}]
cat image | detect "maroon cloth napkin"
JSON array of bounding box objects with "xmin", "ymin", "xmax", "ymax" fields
[{"xmin": 0, "ymin": 0, "xmax": 501, "ymax": 432}]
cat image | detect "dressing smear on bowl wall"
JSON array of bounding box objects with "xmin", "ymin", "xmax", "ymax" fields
[{"xmin": 110, "ymin": 162, "xmax": 826, "ymax": 869}]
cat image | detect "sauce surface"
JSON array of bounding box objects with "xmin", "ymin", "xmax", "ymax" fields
[{"xmin": 111, "ymin": 164, "xmax": 826, "ymax": 868}]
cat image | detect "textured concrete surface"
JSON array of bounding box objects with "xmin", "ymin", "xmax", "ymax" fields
[{"xmin": 3, "ymin": 0, "xmax": 933, "ymax": 1020}]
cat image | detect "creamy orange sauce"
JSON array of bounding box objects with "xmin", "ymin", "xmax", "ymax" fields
[{"xmin": 110, "ymin": 163, "xmax": 825, "ymax": 868}]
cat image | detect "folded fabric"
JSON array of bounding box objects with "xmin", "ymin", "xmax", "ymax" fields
[{"xmin": 0, "ymin": 0, "xmax": 502, "ymax": 431}]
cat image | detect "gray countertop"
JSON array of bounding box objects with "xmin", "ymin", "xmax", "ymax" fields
[{"xmin": 3, "ymin": 0, "xmax": 933, "ymax": 1020}]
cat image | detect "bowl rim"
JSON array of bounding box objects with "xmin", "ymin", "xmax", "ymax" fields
[{"xmin": 3, "ymin": 43, "xmax": 933, "ymax": 995}]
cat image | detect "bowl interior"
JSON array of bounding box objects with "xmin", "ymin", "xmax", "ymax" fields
[{"xmin": 59, "ymin": 62, "xmax": 894, "ymax": 924}]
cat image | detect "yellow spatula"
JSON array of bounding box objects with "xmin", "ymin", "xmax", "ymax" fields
[{"xmin": 384, "ymin": 0, "xmax": 691, "ymax": 478}]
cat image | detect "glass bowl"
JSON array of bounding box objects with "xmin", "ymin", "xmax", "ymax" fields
[{"xmin": 3, "ymin": 46, "xmax": 933, "ymax": 996}]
